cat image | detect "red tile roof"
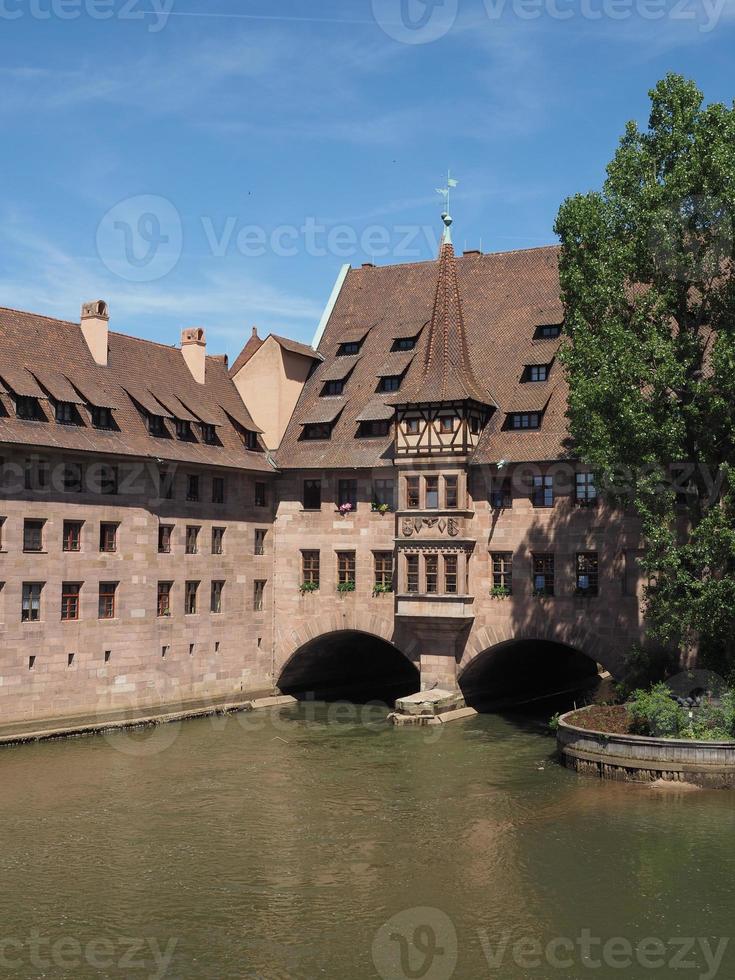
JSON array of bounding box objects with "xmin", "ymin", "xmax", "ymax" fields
[
  {"xmin": 0, "ymin": 307, "xmax": 273, "ymax": 472},
  {"xmin": 276, "ymin": 245, "xmax": 572, "ymax": 468}
]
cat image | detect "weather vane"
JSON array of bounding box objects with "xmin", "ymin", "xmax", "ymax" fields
[{"xmin": 435, "ymin": 169, "xmax": 459, "ymax": 216}]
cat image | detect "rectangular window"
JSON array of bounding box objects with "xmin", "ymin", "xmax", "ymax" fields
[
  {"xmin": 99, "ymin": 522, "xmax": 118, "ymax": 553},
  {"xmin": 532, "ymin": 554, "xmax": 555, "ymax": 596},
  {"xmin": 91, "ymin": 406, "xmax": 113, "ymax": 429},
  {"xmin": 55, "ymin": 401, "xmax": 75, "ymax": 424},
  {"xmin": 212, "ymin": 476, "xmax": 225, "ymax": 504},
  {"xmin": 444, "ymin": 554, "xmax": 458, "ymax": 594},
  {"xmin": 254, "ymin": 529, "xmax": 266, "ymax": 555},
  {"xmin": 253, "ymin": 579, "xmax": 266, "ymax": 611},
  {"xmin": 491, "ymin": 553, "xmax": 513, "ymax": 594},
  {"xmin": 323, "ymin": 379, "xmax": 344, "ymax": 396},
  {"xmin": 444, "ymin": 475, "xmax": 458, "ymax": 509},
  {"xmin": 358, "ymin": 420, "xmax": 390, "ymax": 438},
  {"xmin": 425, "ymin": 476, "xmax": 439, "ymax": 509},
  {"xmin": 374, "ymin": 552, "xmax": 393, "ymax": 590},
  {"xmin": 337, "ymin": 551, "xmax": 356, "ymax": 588},
  {"xmin": 185, "ymin": 525, "xmax": 200, "ymax": 554},
  {"xmin": 527, "ymin": 364, "xmax": 549, "ymax": 382},
  {"xmin": 16, "ymin": 396, "xmax": 40, "ymax": 420},
  {"xmin": 576, "ymin": 472, "xmax": 598, "ymax": 506},
  {"xmin": 185, "ymin": 580, "xmax": 199, "ymax": 615},
  {"xmin": 406, "ymin": 554, "xmax": 419, "ymax": 594},
  {"xmin": 537, "ymin": 324, "xmax": 562, "ymax": 339},
  {"xmin": 158, "ymin": 524, "xmax": 173, "ymax": 554},
  {"xmin": 302, "ymin": 551, "xmax": 320, "ymax": 588},
  {"xmin": 210, "ymin": 580, "xmax": 224, "ymax": 613},
  {"xmin": 392, "ymin": 336, "xmax": 416, "ymax": 351},
  {"xmin": 245, "ymin": 430, "xmax": 259, "ymax": 451},
  {"xmin": 201, "ymin": 423, "xmax": 216, "ymax": 445},
  {"xmin": 63, "ymin": 520, "xmax": 82, "ymax": 552},
  {"xmin": 406, "ymin": 476, "xmax": 420, "ymax": 509},
  {"xmin": 23, "ymin": 519, "xmax": 44, "ymax": 552},
  {"xmin": 21, "ymin": 582, "xmax": 42, "ymax": 622},
  {"xmin": 157, "ymin": 581, "xmax": 172, "ymax": 617},
  {"xmin": 439, "ymin": 416, "xmax": 455, "ymax": 433},
  {"xmin": 509, "ymin": 413, "xmax": 540, "ymax": 429},
  {"xmin": 186, "ymin": 474, "xmax": 200, "ymax": 502},
  {"xmin": 24, "ymin": 457, "xmax": 49, "ymax": 492},
  {"xmin": 303, "ymin": 423, "xmax": 332, "ymax": 440},
  {"xmin": 148, "ymin": 414, "xmax": 166, "ymax": 436},
  {"xmin": 532, "ymin": 475, "xmax": 554, "ymax": 508},
  {"xmin": 576, "ymin": 552, "xmax": 599, "ymax": 596},
  {"xmin": 98, "ymin": 464, "xmax": 118, "ymax": 496},
  {"xmin": 98, "ymin": 582, "xmax": 117, "ymax": 619},
  {"xmin": 303, "ymin": 479, "xmax": 322, "ymax": 510},
  {"xmin": 61, "ymin": 582, "xmax": 81, "ymax": 621},
  {"xmin": 338, "ymin": 479, "xmax": 357, "ymax": 509},
  {"xmin": 337, "ymin": 341, "xmax": 361, "ymax": 356},
  {"xmin": 211, "ymin": 527, "xmax": 225, "ymax": 555},
  {"xmin": 403, "ymin": 418, "xmax": 419, "ymax": 434},
  {"xmin": 378, "ymin": 375, "xmax": 401, "ymax": 393},
  {"xmin": 63, "ymin": 463, "xmax": 82, "ymax": 493},
  {"xmin": 372, "ymin": 478, "xmax": 394, "ymax": 509},
  {"xmin": 490, "ymin": 479, "xmax": 512, "ymax": 509},
  {"xmin": 175, "ymin": 419, "xmax": 192, "ymax": 441},
  {"xmin": 159, "ymin": 467, "xmax": 174, "ymax": 500},
  {"xmin": 425, "ymin": 554, "xmax": 438, "ymax": 593},
  {"xmin": 255, "ymin": 482, "xmax": 267, "ymax": 507}
]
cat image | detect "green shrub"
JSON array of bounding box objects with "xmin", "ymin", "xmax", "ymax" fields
[{"xmin": 626, "ymin": 683, "xmax": 687, "ymax": 737}]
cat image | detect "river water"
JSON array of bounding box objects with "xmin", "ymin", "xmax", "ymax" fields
[{"xmin": 0, "ymin": 702, "xmax": 733, "ymax": 980}]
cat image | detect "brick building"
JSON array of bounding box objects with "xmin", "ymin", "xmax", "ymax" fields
[{"xmin": 0, "ymin": 217, "xmax": 645, "ymax": 728}]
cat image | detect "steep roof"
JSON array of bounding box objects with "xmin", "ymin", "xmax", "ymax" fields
[
  {"xmin": 394, "ymin": 240, "xmax": 494, "ymax": 406},
  {"xmin": 0, "ymin": 306, "xmax": 273, "ymax": 472},
  {"xmin": 275, "ymin": 245, "xmax": 572, "ymax": 469},
  {"xmin": 230, "ymin": 330, "xmax": 322, "ymax": 378},
  {"xmin": 229, "ymin": 327, "xmax": 264, "ymax": 377}
]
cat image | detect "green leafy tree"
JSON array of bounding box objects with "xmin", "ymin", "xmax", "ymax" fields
[{"xmin": 554, "ymin": 75, "xmax": 735, "ymax": 673}]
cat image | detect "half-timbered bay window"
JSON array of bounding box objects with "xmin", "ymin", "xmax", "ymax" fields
[
  {"xmin": 302, "ymin": 550, "xmax": 320, "ymax": 589},
  {"xmin": 576, "ymin": 472, "xmax": 597, "ymax": 506},
  {"xmin": 576, "ymin": 553, "xmax": 599, "ymax": 596},
  {"xmin": 532, "ymin": 554, "xmax": 555, "ymax": 596},
  {"xmin": 491, "ymin": 553, "xmax": 513, "ymax": 595},
  {"xmin": 374, "ymin": 552, "xmax": 393, "ymax": 591},
  {"xmin": 337, "ymin": 551, "xmax": 356, "ymax": 591}
]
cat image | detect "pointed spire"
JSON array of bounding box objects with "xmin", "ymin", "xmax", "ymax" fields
[{"xmin": 394, "ymin": 217, "xmax": 494, "ymax": 407}]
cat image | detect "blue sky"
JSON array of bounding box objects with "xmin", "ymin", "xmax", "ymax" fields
[{"xmin": 1, "ymin": 0, "xmax": 734, "ymax": 358}]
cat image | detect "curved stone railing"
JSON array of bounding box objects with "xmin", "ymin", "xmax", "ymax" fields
[{"xmin": 557, "ymin": 707, "xmax": 735, "ymax": 788}]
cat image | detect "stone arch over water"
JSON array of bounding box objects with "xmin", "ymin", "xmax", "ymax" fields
[{"xmin": 277, "ymin": 617, "xmax": 419, "ymax": 702}]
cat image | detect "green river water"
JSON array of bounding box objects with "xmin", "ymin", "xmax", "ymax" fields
[{"xmin": 0, "ymin": 702, "xmax": 733, "ymax": 979}]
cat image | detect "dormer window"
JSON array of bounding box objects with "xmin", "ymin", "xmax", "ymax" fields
[
  {"xmin": 323, "ymin": 380, "xmax": 345, "ymax": 397},
  {"xmin": 245, "ymin": 430, "xmax": 259, "ymax": 450},
  {"xmin": 524, "ymin": 364, "xmax": 550, "ymax": 382},
  {"xmin": 16, "ymin": 396, "xmax": 41, "ymax": 420},
  {"xmin": 509, "ymin": 412, "xmax": 540, "ymax": 430},
  {"xmin": 392, "ymin": 336, "xmax": 416, "ymax": 352},
  {"xmin": 535, "ymin": 324, "xmax": 562, "ymax": 339},
  {"xmin": 55, "ymin": 401, "xmax": 78, "ymax": 425},
  {"xmin": 337, "ymin": 341, "xmax": 361, "ymax": 356},
  {"xmin": 303, "ymin": 423, "xmax": 332, "ymax": 440},
  {"xmin": 378, "ymin": 375, "xmax": 401, "ymax": 393},
  {"xmin": 148, "ymin": 414, "xmax": 166, "ymax": 436},
  {"xmin": 176, "ymin": 419, "xmax": 193, "ymax": 441},
  {"xmin": 358, "ymin": 420, "xmax": 390, "ymax": 437},
  {"xmin": 92, "ymin": 406, "xmax": 113, "ymax": 429},
  {"xmin": 201, "ymin": 423, "xmax": 216, "ymax": 445}
]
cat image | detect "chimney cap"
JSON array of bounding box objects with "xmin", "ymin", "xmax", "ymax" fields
[
  {"xmin": 81, "ymin": 299, "xmax": 109, "ymax": 320},
  {"xmin": 181, "ymin": 327, "xmax": 206, "ymax": 346},
  {"xmin": 361, "ymin": 262, "xmax": 375, "ymax": 269},
  {"xmin": 462, "ymin": 249, "xmax": 481, "ymax": 257}
]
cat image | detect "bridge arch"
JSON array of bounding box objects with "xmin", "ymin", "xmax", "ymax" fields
[
  {"xmin": 459, "ymin": 624, "xmax": 622, "ymax": 708},
  {"xmin": 276, "ymin": 613, "xmax": 419, "ymax": 703}
]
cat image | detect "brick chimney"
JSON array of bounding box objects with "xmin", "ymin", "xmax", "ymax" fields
[
  {"xmin": 80, "ymin": 300, "xmax": 109, "ymax": 366},
  {"xmin": 181, "ymin": 327, "xmax": 206, "ymax": 384}
]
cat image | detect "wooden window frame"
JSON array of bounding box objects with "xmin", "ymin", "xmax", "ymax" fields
[
  {"xmin": 98, "ymin": 582, "xmax": 117, "ymax": 619},
  {"xmin": 61, "ymin": 582, "xmax": 81, "ymax": 622}
]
